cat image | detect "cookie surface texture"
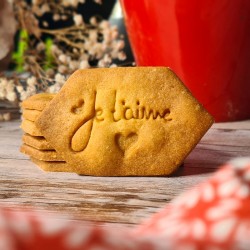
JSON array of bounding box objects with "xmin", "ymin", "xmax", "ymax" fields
[{"xmin": 36, "ymin": 67, "xmax": 214, "ymax": 176}]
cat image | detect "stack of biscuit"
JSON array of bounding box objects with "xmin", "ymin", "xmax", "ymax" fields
[
  {"xmin": 19, "ymin": 67, "xmax": 214, "ymax": 176},
  {"xmin": 20, "ymin": 93, "xmax": 70, "ymax": 172}
]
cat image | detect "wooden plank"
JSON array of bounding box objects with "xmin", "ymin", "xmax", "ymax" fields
[
  {"xmin": 0, "ymin": 119, "xmax": 250, "ymax": 225},
  {"xmin": 0, "ymin": 106, "xmax": 21, "ymax": 120},
  {"xmin": 0, "ymin": 158, "xmax": 208, "ymax": 225},
  {"xmin": 200, "ymin": 128, "xmax": 250, "ymax": 146},
  {"xmin": 212, "ymin": 120, "xmax": 250, "ymax": 130}
]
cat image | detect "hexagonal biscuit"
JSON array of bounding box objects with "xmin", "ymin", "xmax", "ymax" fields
[
  {"xmin": 36, "ymin": 67, "xmax": 214, "ymax": 176},
  {"xmin": 30, "ymin": 158, "xmax": 71, "ymax": 172},
  {"xmin": 21, "ymin": 93, "xmax": 55, "ymax": 111},
  {"xmin": 22, "ymin": 109, "xmax": 42, "ymax": 122},
  {"xmin": 20, "ymin": 119, "xmax": 43, "ymax": 137},
  {"xmin": 22, "ymin": 133, "xmax": 54, "ymax": 150},
  {"xmin": 20, "ymin": 144, "xmax": 64, "ymax": 161}
]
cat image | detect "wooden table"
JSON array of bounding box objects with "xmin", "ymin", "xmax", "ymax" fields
[{"xmin": 0, "ymin": 120, "xmax": 250, "ymax": 227}]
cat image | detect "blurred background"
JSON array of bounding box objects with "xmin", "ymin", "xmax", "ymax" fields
[
  {"xmin": 0, "ymin": 0, "xmax": 134, "ymax": 121},
  {"xmin": 1, "ymin": 0, "xmax": 250, "ymax": 122}
]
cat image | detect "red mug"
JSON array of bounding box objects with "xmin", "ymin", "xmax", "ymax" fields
[{"xmin": 120, "ymin": 0, "xmax": 250, "ymax": 122}]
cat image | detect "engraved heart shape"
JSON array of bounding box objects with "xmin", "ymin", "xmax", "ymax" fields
[{"xmin": 115, "ymin": 132, "xmax": 138, "ymax": 154}]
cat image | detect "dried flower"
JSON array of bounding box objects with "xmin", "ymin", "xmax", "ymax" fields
[
  {"xmin": 53, "ymin": 14, "xmax": 60, "ymax": 21},
  {"xmin": 58, "ymin": 54, "xmax": 68, "ymax": 64},
  {"xmin": 79, "ymin": 60, "xmax": 90, "ymax": 69},
  {"xmin": 0, "ymin": 0, "xmax": 131, "ymax": 122},
  {"xmin": 117, "ymin": 51, "xmax": 127, "ymax": 61},
  {"xmin": 69, "ymin": 60, "xmax": 80, "ymax": 70},
  {"xmin": 99, "ymin": 20, "xmax": 110, "ymax": 29},
  {"xmin": 40, "ymin": 3, "xmax": 50, "ymax": 14},
  {"xmin": 46, "ymin": 69, "xmax": 55, "ymax": 77},
  {"xmin": 58, "ymin": 65, "xmax": 68, "ymax": 74},
  {"xmin": 36, "ymin": 42, "xmax": 45, "ymax": 52},
  {"xmin": 94, "ymin": 0, "xmax": 102, "ymax": 4},
  {"xmin": 73, "ymin": 14, "xmax": 83, "ymax": 26},
  {"xmin": 0, "ymin": 78, "xmax": 16, "ymax": 101},
  {"xmin": 89, "ymin": 30, "xmax": 98, "ymax": 42},
  {"xmin": 32, "ymin": 0, "xmax": 42, "ymax": 5},
  {"xmin": 61, "ymin": 15, "xmax": 68, "ymax": 20},
  {"xmin": 27, "ymin": 76, "xmax": 37, "ymax": 86},
  {"xmin": 115, "ymin": 40, "xmax": 125, "ymax": 51},
  {"xmin": 90, "ymin": 16, "xmax": 97, "ymax": 25},
  {"xmin": 62, "ymin": 0, "xmax": 81, "ymax": 7},
  {"xmin": 42, "ymin": 21, "xmax": 49, "ymax": 27},
  {"xmin": 55, "ymin": 73, "xmax": 66, "ymax": 85}
]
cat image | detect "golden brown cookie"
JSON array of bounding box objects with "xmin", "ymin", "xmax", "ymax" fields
[
  {"xmin": 22, "ymin": 133, "xmax": 54, "ymax": 150},
  {"xmin": 21, "ymin": 93, "xmax": 56, "ymax": 111},
  {"xmin": 20, "ymin": 144, "xmax": 64, "ymax": 161},
  {"xmin": 20, "ymin": 119, "xmax": 43, "ymax": 136},
  {"xmin": 30, "ymin": 157, "xmax": 71, "ymax": 172},
  {"xmin": 22, "ymin": 109, "xmax": 42, "ymax": 122},
  {"xmin": 36, "ymin": 67, "xmax": 214, "ymax": 176}
]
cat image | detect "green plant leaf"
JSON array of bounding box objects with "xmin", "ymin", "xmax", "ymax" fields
[
  {"xmin": 12, "ymin": 29, "xmax": 29, "ymax": 72},
  {"xmin": 44, "ymin": 37, "xmax": 54, "ymax": 70}
]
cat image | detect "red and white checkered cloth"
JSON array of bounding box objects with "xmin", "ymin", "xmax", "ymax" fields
[{"xmin": 1, "ymin": 158, "xmax": 250, "ymax": 250}]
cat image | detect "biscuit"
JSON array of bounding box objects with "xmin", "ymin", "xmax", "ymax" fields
[
  {"xmin": 30, "ymin": 157, "xmax": 71, "ymax": 172},
  {"xmin": 21, "ymin": 93, "xmax": 56, "ymax": 111},
  {"xmin": 20, "ymin": 144, "xmax": 64, "ymax": 161},
  {"xmin": 36, "ymin": 67, "xmax": 214, "ymax": 176},
  {"xmin": 22, "ymin": 109, "xmax": 42, "ymax": 122},
  {"xmin": 22, "ymin": 133, "xmax": 54, "ymax": 150},
  {"xmin": 20, "ymin": 119, "xmax": 43, "ymax": 136}
]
